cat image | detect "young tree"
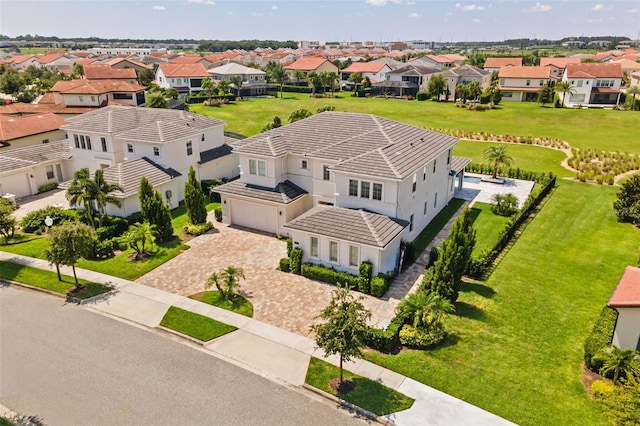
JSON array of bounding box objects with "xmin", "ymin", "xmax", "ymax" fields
[
  {"xmin": 146, "ymin": 91, "xmax": 169, "ymax": 109},
  {"xmin": 45, "ymin": 222, "xmax": 95, "ymax": 286},
  {"xmin": 291, "ymin": 69, "xmax": 305, "ymax": 85},
  {"xmin": 306, "ymin": 71, "xmax": 321, "ymax": 96},
  {"xmin": 455, "ymin": 83, "xmax": 468, "ymax": 103},
  {"xmin": 537, "ymin": 82, "xmax": 555, "ymax": 106},
  {"xmin": 184, "ymin": 166, "xmax": 207, "ymax": 225},
  {"xmin": 139, "ymin": 177, "xmax": 173, "ymax": 242},
  {"xmin": 66, "ymin": 168, "xmax": 97, "ymax": 228},
  {"xmin": 288, "ymin": 108, "xmax": 313, "ymax": 123},
  {"xmin": 310, "ymin": 287, "xmax": 371, "ymax": 392},
  {"xmin": 229, "ymin": 75, "xmax": 243, "ymax": 99},
  {"xmin": 93, "ymin": 169, "xmax": 124, "ymax": 228},
  {"xmin": 482, "ymin": 145, "xmax": 514, "ymax": 179},
  {"xmin": 219, "ymin": 265, "xmax": 245, "ymax": 300},
  {"xmin": 269, "ymin": 64, "xmax": 287, "ymax": 98},
  {"xmin": 554, "ymin": 81, "xmax": 576, "ymax": 107},
  {"xmin": 492, "ymin": 193, "xmax": 520, "ymax": 216},
  {"xmin": 201, "ymin": 78, "xmax": 216, "ymax": 101},
  {"xmin": 347, "ymin": 71, "xmax": 362, "ymax": 92},
  {"xmin": 396, "ymin": 291, "xmax": 454, "ymax": 330},
  {"xmin": 0, "ymin": 199, "xmax": 16, "ymax": 241},
  {"xmin": 124, "ymin": 221, "xmax": 157, "ymax": 260},
  {"xmin": 467, "ymin": 81, "xmax": 482, "ymax": 101},
  {"xmin": 216, "ymin": 80, "xmax": 230, "ymax": 96},
  {"xmin": 594, "ymin": 346, "xmax": 640, "ymax": 384},
  {"xmin": 206, "ymin": 271, "xmax": 225, "ymax": 295},
  {"xmin": 626, "ymin": 85, "xmax": 640, "ymax": 111},
  {"xmin": 136, "ymin": 67, "xmax": 155, "ymax": 87},
  {"xmin": 613, "ymin": 173, "xmax": 640, "ymax": 226},
  {"xmin": 427, "ymin": 74, "xmax": 447, "ymax": 101}
]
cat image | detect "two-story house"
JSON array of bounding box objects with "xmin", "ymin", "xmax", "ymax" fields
[
  {"xmin": 539, "ymin": 57, "xmax": 581, "ymax": 79},
  {"xmin": 215, "ymin": 112, "xmax": 469, "ymax": 276},
  {"xmin": 377, "ymin": 63, "xmax": 441, "ymax": 96},
  {"xmin": 283, "ymin": 57, "xmax": 339, "ymax": 79},
  {"xmin": 561, "ymin": 63, "xmax": 623, "ymax": 107},
  {"xmin": 156, "ymin": 63, "xmax": 211, "ymax": 95},
  {"xmin": 208, "ymin": 63, "xmax": 268, "ymax": 97},
  {"xmin": 340, "ymin": 62, "xmax": 392, "ymax": 88},
  {"xmin": 440, "ymin": 65, "xmax": 492, "ymax": 101},
  {"xmin": 84, "ymin": 64, "xmax": 138, "ymax": 84},
  {"xmin": 50, "ymin": 79, "xmax": 146, "ymax": 107},
  {"xmin": 483, "ymin": 57, "xmax": 523, "ymax": 73},
  {"xmin": 497, "ymin": 66, "xmax": 553, "ymax": 102},
  {"xmin": 0, "ymin": 113, "xmax": 67, "ymax": 151}
]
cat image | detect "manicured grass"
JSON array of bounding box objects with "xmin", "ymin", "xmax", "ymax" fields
[
  {"xmin": 189, "ymin": 291, "xmax": 253, "ymax": 317},
  {"xmin": 468, "ymin": 202, "xmax": 512, "ymax": 256},
  {"xmin": 159, "ymin": 306, "xmax": 237, "ymax": 341},
  {"xmin": 191, "ymin": 95, "xmax": 640, "ymax": 154},
  {"xmin": 170, "ymin": 197, "xmax": 221, "ymax": 231},
  {"xmin": 454, "ymin": 140, "xmax": 573, "ymax": 178},
  {"xmin": 412, "ymin": 198, "xmax": 466, "ymax": 255},
  {"xmin": 0, "ymin": 260, "xmax": 110, "ymax": 299},
  {"xmin": 365, "ymin": 180, "xmax": 640, "ymax": 425},
  {"xmin": 305, "ymin": 357, "xmax": 414, "ymax": 416},
  {"xmin": 0, "ymin": 417, "xmax": 14, "ymax": 426}
]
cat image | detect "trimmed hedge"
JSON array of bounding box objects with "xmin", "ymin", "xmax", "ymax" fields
[
  {"xmin": 584, "ymin": 306, "xmax": 619, "ymax": 373},
  {"xmin": 370, "ymin": 275, "xmax": 391, "ymax": 298},
  {"xmin": 279, "ymin": 258, "xmax": 291, "ymax": 273},
  {"xmin": 358, "ymin": 261, "xmax": 373, "ymax": 294},
  {"xmin": 363, "ymin": 314, "xmax": 406, "ymax": 353},
  {"xmin": 187, "ymin": 94, "xmax": 235, "ymax": 104},
  {"xmin": 95, "ymin": 216, "xmax": 129, "ymax": 241},
  {"xmin": 399, "ymin": 323, "xmax": 446, "ymax": 348},
  {"xmin": 290, "ymin": 247, "xmax": 303, "ymax": 275},
  {"xmin": 183, "ymin": 221, "xmax": 214, "ymax": 236},
  {"xmin": 20, "ymin": 207, "xmax": 77, "ymax": 233},
  {"xmin": 301, "ymin": 262, "xmax": 361, "ymax": 289},
  {"xmin": 213, "ymin": 207, "xmax": 222, "ymax": 222},
  {"xmin": 38, "ymin": 182, "xmax": 59, "ymax": 193},
  {"xmin": 416, "ymin": 91, "xmax": 428, "ymax": 101}
]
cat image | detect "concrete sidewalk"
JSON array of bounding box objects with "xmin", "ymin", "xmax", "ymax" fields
[{"xmin": 0, "ymin": 252, "xmax": 514, "ymax": 426}]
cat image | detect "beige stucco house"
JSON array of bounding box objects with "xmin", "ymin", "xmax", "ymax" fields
[{"xmin": 608, "ymin": 266, "xmax": 640, "ymax": 351}]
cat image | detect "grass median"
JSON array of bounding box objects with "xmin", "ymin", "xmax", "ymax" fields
[{"xmin": 159, "ymin": 306, "xmax": 237, "ymax": 342}]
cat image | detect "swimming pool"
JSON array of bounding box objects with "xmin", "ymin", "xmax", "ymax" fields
[{"xmin": 456, "ymin": 175, "xmax": 482, "ymax": 184}]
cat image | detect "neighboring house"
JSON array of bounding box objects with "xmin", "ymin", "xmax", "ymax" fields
[
  {"xmin": 561, "ymin": 63, "xmax": 624, "ymax": 107},
  {"xmin": 608, "ymin": 266, "xmax": 640, "ymax": 351},
  {"xmin": 630, "ymin": 71, "xmax": 640, "ymax": 88},
  {"xmin": 483, "ymin": 57, "xmax": 523, "ymax": 73},
  {"xmin": 611, "ymin": 58, "xmax": 640, "ymax": 75},
  {"xmin": 34, "ymin": 53, "xmax": 78, "ymax": 73},
  {"xmin": 440, "ymin": 65, "xmax": 492, "ymax": 100},
  {"xmin": 283, "ymin": 57, "xmax": 339, "ymax": 78},
  {"xmin": 83, "ymin": 64, "xmax": 138, "ymax": 83},
  {"xmin": 384, "ymin": 63, "xmax": 441, "ymax": 92},
  {"xmin": 215, "ymin": 112, "xmax": 469, "ymax": 276},
  {"xmin": 415, "ymin": 54, "xmax": 461, "ymax": 70},
  {"xmin": 156, "ymin": 63, "xmax": 211, "ymax": 95},
  {"xmin": 0, "ymin": 113, "xmax": 67, "ymax": 150},
  {"xmin": 50, "ymin": 79, "xmax": 146, "ymax": 107},
  {"xmin": 340, "ymin": 62, "xmax": 392, "ymax": 88},
  {"xmin": 168, "ymin": 55, "xmax": 214, "ymax": 69},
  {"xmin": 98, "ymin": 56, "xmax": 153, "ymax": 72},
  {"xmin": 60, "ymin": 106, "xmax": 238, "ymax": 215},
  {"xmin": 0, "ymin": 140, "xmax": 72, "ymax": 198},
  {"xmin": 539, "ymin": 57, "xmax": 581, "ymax": 79},
  {"xmin": 208, "ymin": 63, "xmax": 268, "ymax": 96},
  {"xmin": 497, "ymin": 66, "xmax": 553, "ymax": 102},
  {"xmin": 6, "ymin": 55, "xmax": 38, "ymax": 70}
]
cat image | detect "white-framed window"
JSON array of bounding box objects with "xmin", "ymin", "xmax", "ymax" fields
[
  {"xmin": 329, "ymin": 241, "xmax": 338, "ymax": 262},
  {"xmin": 80, "ymin": 135, "xmax": 86, "ymax": 149},
  {"xmin": 349, "ymin": 179, "xmax": 358, "ymax": 197},
  {"xmin": 323, "ymin": 165, "xmax": 330, "ymax": 181},
  {"xmin": 360, "ymin": 181, "xmax": 370, "ymax": 198},
  {"xmin": 153, "ymin": 147, "xmax": 160, "ymax": 156},
  {"xmin": 249, "ymin": 159, "xmax": 266, "ymax": 176},
  {"xmin": 310, "ymin": 237, "xmax": 319, "ymax": 258},
  {"xmin": 301, "ymin": 159, "xmax": 308, "ymax": 169},
  {"xmin": 577, "ymin": 80, "xmax": 583, "ymax": 88},
  {"xmin": 526, "ymin": 79, "xmax": 531, "ymax": 86},
  {"xmin": 569, "ymin": 94, "xmax": 586, "ymax": 103},
  {"xmin": 91, "ymin": 96, "xmax": 95, "ymax": 102},
  {"xmin": 101, "ymin": 137, "xmax": 107, "ymax": 152},
  {"xmin": 73, "ymin": 134, "xmax": 80, "ymax": 148},
  {"xmin": 86, "ymin": 136, "xmax": 92, "ymax": 150},
  {"xmin": 42, "ymin": 139, "xmax": 49, "ymax": 144},
  {"xmin": 539, "ymin": 80, "xmax": 544, "ymax": 86},
  {"xmin": 45, "ymin": 165, "xmax": 54, "ymax": 180},
  {"xmin": 412, "ymin": 173, "xmax": 417, "ymax": 193},
  {"xmin": 499, "ymin": 78, "xmax": 505, "ymax": 86},
  {"xmin": 409, "ymin": 214, "xmax": 414, "ymax": 232},
  {"xmin": 127, "ymin": 143, "xmax": 134, "ymax": 153},
  {"xmin": 183, "ymin": 78, "xmax": 188, "ymax": 84},
  {"xmin": 186, "ymin": 141, "xmax": 193, "ymax": 156},
  {"xmin": 372, "ymin": 183, "xmax": 382, "ymax": 201},
  {"xmin": 349, "ymin": 245, "xmax": 359, "ymax": 267}
]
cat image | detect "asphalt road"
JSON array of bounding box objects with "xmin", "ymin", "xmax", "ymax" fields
[{"xmin": 0, "ymin": 285, "xmax": 367, "ymax": 426}]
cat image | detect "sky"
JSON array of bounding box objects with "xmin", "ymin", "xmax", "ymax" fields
[{"xmin": 1, "ymin": 0, "xmax": 639, "ymax": 43}]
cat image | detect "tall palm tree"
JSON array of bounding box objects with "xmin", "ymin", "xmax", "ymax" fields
[
  {"xmin": 292, "ymin": 69, "xmax": 305, "ymax": 85},
  {"xmin": 396, "ymin": 291, "xmax": 454, "ymax": 329},
  {"xmin": 626, "ymin": 85, "xmax": 640, "ymax": 111},
  {"xmin": 554, "ymin": 81, "xmax": 576, "ymax": 107},
  {"xmin": 206, "ymin": 271, "xmax": 224, "ymax": 295},
  {"xmin": 229, "ymin": 75, "xmax": 243, "ymax": 99},
  {"xmin": 468, "ymin": 81, "xmax": 481, "ymax": 101},
  {"xmin": 126, "ymin": 221, "xmax": 157, "ymax": 259},
  {"xmin": 306, "ymin": 71, "xmax": 320, "ymax": 96},
  {"xmin": 219, "ymin": 265, "xmax": 245, "ymax": 300},
  {"xmin": 482, "ymin": 145, "xmax": 514, "ymax": 179},
  {"xmin": 347, "ymin": 71, "xmax": 362, "ymax": 92},
  {"xmin": 93, "ymin": 169, "xmax": 124, "ymax": 228},
  {"xmin": 455, "ymin": 83, "xmax": 469, "ymax": 103},
  {"xmin": 146, "ymin": 90, "xmax": 168, "ymax": 109},
  {"xmin": 216, "ymin": 80, "xmax": 230, "ymax": 96},
  {"xmin": 201, "ymin": 78, "xmax": 216, "ymax": 101},
  {"xmin": 269, "ymin": 64, "xmax": 287, "ymax": 99},
  {"xmin": 594, "ymin": 346, "xmax": 640, "ymax": 384},
  {"xmin": 66, "ymin": 168, "xmax": 98, "ymax": 228}
]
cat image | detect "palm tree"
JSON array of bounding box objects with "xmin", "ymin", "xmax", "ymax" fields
[
  {"xmin": 269, "ymin": 64, "xmax": 287, "ymax": 99},
  {"xmin": 146, "ymin": 91, "xmax": 168, "ymax": 109},
  {"xmin": 626, "ymin": 85, "xmax": 640, "ymax": 111},
  {"xmin": 292, "ymin": 69, "xmax": 305, "ymax": 85},
  {"xmin": 93, "ymin": 169, "xmax": 124, "ymax": 228},
  {"xmin": 482, "ymin": 145, "xmax": 514, "ymax": 179},
  {"xmin": 396, "ymin": 291, "xmax": 454, "ymax": 329},
  {"xmin": 229, "ymin": 75, "xmax": 243, "ymax": 99},
  {"xmin": 125, "ymin": 221, "xmax": 157, "ymax": 260},
  {"xmin": 206, "ymin": 271, "xmax": 225, "ymax": 295},
  {"xmin": 327, "ymin": 71, "xmax": 338, "ymax": 96},
  {"xmin": 219, "ymin": 265, "xmax": 245, "ymax": 300},
  {"xmin": 347, "ymin": 71, "xmax": 362, "ymax": 92},
  {"xmin": 594, "ymin": 346, "xmax": 640, "ymax": 384},
  {"xmin": 216, "ymin": 80, "xmax": 230, "ymax": 97},
  {"xmin": 201, "ymin": 78, "xmax": 216, "ymax": 101},
  {"xmin": 555, "ymin": 81, "xmax": 576, "ymax": 107},
  {"xmin": 468, "ymin": 81, "xmax": 481, "ymax": 101},
  {"xmin": 66, "ymin": 168, "xmax": 98, "ymax": 228},
  {"xmin": 427, "ymin": 74, "xmax": 447, "ymax": 101},
  {"xmin": 288, "ymin": 108, "xmax": 313, "ymax": 123},
  {"xmin": 307, "ymin": 71, "xmax": 320, "ymax": 96},
  {"xmin": 455, "ymin": 83, "xmax": 469, "ymax": 103}
]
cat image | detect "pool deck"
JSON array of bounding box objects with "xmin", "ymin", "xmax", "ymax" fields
[{"xmin": 454, "ymin": 173, "xmax": 535, "ymax": 207}]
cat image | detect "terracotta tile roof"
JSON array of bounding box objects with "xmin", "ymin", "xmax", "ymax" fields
[
  {"xmin": 266, "ymin": 51, "xmax": 293, "ymax": 59},
  {"xmin": 484, "ymin": 57, "xmax": 523, "ymax": 68},
  {"xmin": 51, "ymin": 79, "xmax": 145, "ymax": 94},
  {"xmin": 168, "ymin": 55, "xmax": 208, "ymax": 64},
  {"xmin": 38, "ymin": 93, "xmax": 56, "ymax": 104},
  {"xmin": 540, "ymin": 57, "xmax": 581, "ymax": 68},
  {"xmin": 158, "ymin": 63, "xmax": 210, "ymax": 78},
  {"xmin": 7, "ymin": 55, "xmax": 34, "ymax": 64},
  {"xmin": 0, "ymin": 140, "xmax": 71, "ymax": 173},
  {"xmin": 0, "ymin": 103, "xmax": 98, "ymax": 115},
  {"xmin": 0, "ymin": 113, "xmax": 67, "ymax": 142},
  {"xmin": 34, "ymin": 53, "xmax": 65, "ymax": 64},
  {"xmin": 102, "ymin": 57, "xmax": 152, "ymax": 69},
  {"xmin": 284, "ymin": 57, "xmax": 333, "ymax": 71},
  {"xmin": 566, "ymin": 63, "xmax": 623, "ymax": 79},
  {"xmin": 498, "ymin": 66, "xmax": 551, "ymax": 79},
  {"xmin": 424, "ymin": 54, "xmax": 457, "ymax": 64},
  {"xmin": 609, "ymin": 266, "xmax": 640, "ymax": 307},
  {"xmin": 342, "ymin": 62, "xmax": 387, "ymax": 73},
  {"xmin": 84, "ymin": 65, "xmax": 137, "ymax": 80}
]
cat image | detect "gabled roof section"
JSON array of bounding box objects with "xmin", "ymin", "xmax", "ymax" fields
[
  {"xmin": 214, "ymin": 179, "xmax": 307, "ymax": 204},
  {"xmin": 283, "ymin": 206, "xmax": 408, "ymax": 248},
  {"xmin": 499, "ymin": 66, "xmax": 551, "ymax": 79},
  {"xmin": 441, "ymin": 65, "xmax": 490, "ymax": 78},
  {"xmin": 566, "ymin": 62, "xmax": 624, "ymax": 79},
  {"xmin": 608, "ymin": 266, "xmax": 640, "ymax": 308},
  {"xmin": 484, "ymin": 57, "xmax": 523, "ymax": 68},
  {"xmin": 0, "ymin": 113, "xmax": 67, "ymax": 142},
  {"xmin": 342, "ymin": 62, "xmax": 388, "ymax": 73},
  {"xmin": 102, "ymin": 157, "xmax": 180, "ymax": 198},
  {"xmin": 158, "ymin": 63, "xmax": 209, "ymax": 78},
  {"xmin": 386, "ymin": 63, "xmax": 440, "ymax": 76},
  {"xmin": 0, "ymin": 140, "xmax": 71, "ymax": 173},
  {"xmin": 284, "ymin": 57, "xmax": 332, "ymax": 71},
  {"xmin": 50, "ymin": 79, "xmax": 145, "ymax": 94},
  {"xmin": 209, "ymin": 62, "xmax": 266, "ymax": 76},
  {"xmin": 84, "ymin": 64, "xmax": 137, "ymax": 80},
  {"xmin": 539, "ymin": 57, "xmax": 581, "ymax": 68}
]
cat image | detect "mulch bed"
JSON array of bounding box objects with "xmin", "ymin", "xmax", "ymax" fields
[{"xmin": 329, "ymin": 378, "xmax": 355, "ymax": 394}]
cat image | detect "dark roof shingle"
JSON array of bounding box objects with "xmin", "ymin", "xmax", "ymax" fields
[{"xmin": 214, "ymin": 179, "xmax": 307, "ymax": 204}]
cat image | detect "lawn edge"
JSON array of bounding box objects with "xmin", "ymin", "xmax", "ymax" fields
[
  {"xmin": 156, "ymin": 324, "xmax": 212, "ymax": 345},
  {"xmin": 0, "ymin": 278, "xmax": 65, "ymax": 299}
]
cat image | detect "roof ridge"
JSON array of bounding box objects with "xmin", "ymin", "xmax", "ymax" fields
[
  {"xmin": 156, "ymin": 121, "xmax": 164, "ymax": 142},
  {"xmin": 373, "ymin": 116, "xmax": 402, "ymax": 178},
  {"xmin": 360, "ymin": 210, "xmax": 384, "ymax": 246}
]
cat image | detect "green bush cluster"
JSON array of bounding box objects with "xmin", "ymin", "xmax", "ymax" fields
[
  {"xmin": 213, "ymin": 207, "xmax": 222, "ymax": 223},
  {"xmin": 399, "ymin": 323, "xmax": 445, "ymax": 348},
  {"xmin": 362, "ymin": 315, "xmax": 406, "ymax": 353},
  {"xmin": 584, "ymin": 306, "xmax": 619, "ymax": 372},
  {"xmin": 187, "ymin": 94, "xmax": 235, "ymax": 104},
  {"xmin": 37, "ymin": 182, "xmax": 59, "ymax": 193},
  {"xmin": 201, "ymin": 179, "xmax": 225, "ymax": 202},
  {"xmin": 370, "ymin": 274, "xmax": 392, "ymax": 298},
  {"xmin": 416, "ymin": 91, "xmax": 429, "ymax": 101},
  {"xmin": 300, "ymin": 263, "xmax": 361, "ymax": 288},
  {"xmin": 21, "ymin": 207, "xmax": 76, "ymax": 233},
  {"xmin": 183, "ymin": 221, "xmax": 214, "ymax": 236},
  {"xmin": 279, "ymin": 257, "xmax": 291, "ymax": 272},
  {"xmin": 95, "ymin": 216, "xmax": 129, "ymax": 241},
  {"xmin": 466, "ymin": 163, "xmax": 553, "ymax": 183},
  {"xmin": 358, "ymin": 261, "xmax": 373, "ymax": 294},
  {"xmin": 290, "ymin": 247, "xmax": 303, "ymax": 274}
]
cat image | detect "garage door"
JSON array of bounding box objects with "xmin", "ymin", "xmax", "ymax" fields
[
  {"xmin": 2, "ymin": 172, "xmax": 32, "ymax": 198},
  {"xmin": 230, "ymin": 199, "xmax": 278, "ymax": 234}
]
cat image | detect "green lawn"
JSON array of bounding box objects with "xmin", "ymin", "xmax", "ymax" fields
[
  {"xmin": 468, "ymin": 202, "xmax": 512, "ymax": 256},
  {"xmin": 0, "ymin": 260, "xmax": 110, "ymax": 299},
  {"xmin": 159, "ymin": 306, "xmax": 237, "ymax": 341},
  {"xmin": 189, "ymin": 291, "xmax": 254, "ymax": 317},
  {"xmin": 191, "ymin": 95, "xmax": 640, "ymax": 154},
  {"xmin": 305, "ymin": 357, "xmax": 415, "ymax": 416},
  {"xmin": 412, "ymin": 198, "xmax": 466, "ymax": 256},
  {"xmin": 365, "ymin": 180, "xmax": 640, "ymax": 425},
  {"xmin": 170, "ymin": 197, "xmax": 221, "ymax": 231}
]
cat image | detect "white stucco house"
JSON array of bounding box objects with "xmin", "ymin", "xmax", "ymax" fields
[
  {"xmin": 208, "ymin": 63, "xmax": 269, "ymax": 97},
  {"xmin": 497, "ymin": 66, "xmax": 553, "ymax": 102},
  {"xmin": 215, "ymin": 112, "xmax": 469, "ymax": 276},
  {"xmin": 155, "ymin": 63, "xmax": 211, "ymax": 95},
  {"xmin": 561, "ymin": 63, "xmax": 623, "ymax": 108},
  {"xmin": 608, "ymin": 266, "xmax": 640, "ymax": 352}
]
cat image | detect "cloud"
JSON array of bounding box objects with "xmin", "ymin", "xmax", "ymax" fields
[
  {"xmin": 152, "ymin": 5, "xmax": 166, "ymax": 11},
  {"xmin": 187, "ymin": 0, "xmax": 215, "ymax": 4},
  {"xmin": 591, "ymin": 3, "xmax": 612, "ymax": 12},
  {"xmin": 251, "ymin": 11, "xmax": 263, "ymax": 16},
  {"xmin": 365, "ymin": 0, "xmax": 401, "ymax": 6},
  {"xmin": 472, "ymin": 18, "xmax": 481, "ymax": 23},
  {"xmin": 406, "ymin": 0, "xmax": 416, "ymax": 4},
  {"xmin": 523, "ymin": 2, "xmax": 552, "ymax": 13},
  {"xmin": 627, "ymin": 9, "xmax": 638, "ymax": 13},
  {"xmin": 271, "ymin": 5, "xmax": 278, "ymax": 10},
  {"xmin": 455, "ymin": 3, "xmax": 485, "ymax": 12},
  {"xmin": 409, "ymin": 12, "xmax": 422, "ymax": 18}
]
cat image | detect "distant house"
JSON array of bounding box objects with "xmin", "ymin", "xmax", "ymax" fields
[
  {"xmin": 383, "ymin": 63, "xmax": 441, "ymax": 93},
  {"xmin": 284, "ymin": 57, "xmax": 339, "ymax": 77},
  {"xmin": 415, "ymin": 54, "xmax": 463, "ymax": 70},
  {"xmin": 84, "ymin": 64, "xmax": 138, "ymax": 83},
  {"xmin": 208, "ymin": 62, "xmax": 268, "ymax": 96},
  {"xmin": 0, "ymin": 113, "xmax": 67, "ymax": 150},
  {"xmin": 539, "ymin": 57, "xmax": 581, "ymax": 79},
  {"xmin": 168, "ymin": 55, "xmax": 214, "ymax": 69},
  {"xmin": 610, "ymin": 58, "xmax": 640, "ymax": 75},
  {"xmin": 50, "ymin": 79, "xmax": 146, "ymax": 107},
  {"xmin": 483, "ymin": 57, "xmax": 523, "ymax": 73},
  {"xmin": 156, "ymin": 63, "xmax": 211, "ymax": 95},
  {"xmin": 630, "ymin": 71, "xmax": 640, "ymax": 88},
  {"xmin": 6, "ymin": 55, "xmax": 38, "ymax": 70},
  {"xmin": 608, "ymin": 266, "xmax": 640, "ymax": 351},
  {"xmin": 497, "ymin": 66, "xmax": 553, "ymax": 102},
  {"xmin": 340, "ymin": 62, "xmax": 392, "ymax": 88},
  {"xmin": 440, "ymin": 65, "xmax": 492, "ymax": 100},
  {"xmin": 561, "ymin": 63, "xmax": 623, "ymax": 107},
  {"xmin": 215, "ymin": 112, "xmax": 470, "ymax": 276}
]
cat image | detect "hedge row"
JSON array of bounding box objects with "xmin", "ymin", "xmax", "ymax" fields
[
  {"xmin": 468, "ymin": 171, "xmax": 556, "ymax": 279},
  {"xmin": 363, "ymin": 314, "xmax": 406, "ymax": 353},
  {"xmin": 584, "ymin": 306, "xmax": 619, "ymax": 373},
  {"xmin": 301, "ymin": 263, "xmax": 361, "ymax": 289},
  {"xmin": 187, "ymin": 94, "xmax": 236, "ymax": 104},
  {"xmin": 465, "ymin": 163, "xmax": 554, "ymax": 184}
]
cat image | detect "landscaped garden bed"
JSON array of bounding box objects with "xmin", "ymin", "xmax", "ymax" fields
[{"xmin": 188, "ymin": 290, "xmax": 253, "ymax": 318}]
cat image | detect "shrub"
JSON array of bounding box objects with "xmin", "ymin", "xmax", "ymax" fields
[
  {"xmin": 90, "ymin": 237, "xmax": 115, "ymax": 259},
  {"xmin": 399, "ymin": 323, "xmax": 446, "ymax": 348},
  {"xmin": 286, "ymin": 237, "xmax": 293, "ymax": 257},
  {"xmin": 591, "ymin": 380, "xmax": 615, "ymax": 398},
  {"xmin": 38, "ymin": 182, "xmax": 59, "ymax": 193},
  {"xmin": 213, "ymin": 207, "xmax": 222, "ymax": 222},
  {"xmin": 126, "ymin": 211, "xmax": 145, "ymax": 226},
  {"xmin": 201, "ymin": 179, "xmax": 224, "ymax": 202},
  {"xmin": 358, "ymin": 261, "xmax": 373, "ymax": 294},
  {"xmin": 401, "ymin": 240, "xmax": 415, "ymax": 270},
  {"xmin": 428, "ymin": 246, "xmax": 439, "ymax": 267},
  {"xmin": 363, "ymin": 314, "xmax": 405, "ymax": 352},
  {"xmin": 279, "ymin": 258, "xmax": 291, "ymax": 273},
  {"xmin": 416, "ymin": 91, "xmax": 428, "ymax": 101},
  {"xmin": 183, "ymin": 221, "xmax": 214, "ymax": 236},
  {"xmin": 300, "ymin": 263, "xmax": 360, "ymax": 289},
  {"xmin": 370, "ymin": 275, "xmax": 390, "ymax": 298},
  {"xmin": 492, "ymin": 193, "xmax": 519, "ymax": 216},
  {"xmin": 584, "ymin": 306, "xmax": 619, "ymax": 372},
  {"xmin": 21, "ymin": 207, "xmax": 76, "ymax": 233},
  {"xmin": 95, "ymin": 216, "xmax": 129, "ymax": 241},
  {"xmin": 290, "ymin": 247, "xmax": 303, "ymax": 275}
]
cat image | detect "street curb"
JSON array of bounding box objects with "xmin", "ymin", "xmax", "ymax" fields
[
  {"xmin": 156, "ymin": 325, "xmax": 211, "ymax": 345},
  {"xmin": 1, "ymin": 278, "xmax": 114, "ymax": 305},
  {"xmin": 301, "ymin": 383, "xmax": 395, "ymax": 426},
  {"xmin": 66, "ymin": 289, "xmax": 115, "ymax": 305},
  {"xmin": 0, "ymin": 278, "xmax": 66, "ymax": 299}
]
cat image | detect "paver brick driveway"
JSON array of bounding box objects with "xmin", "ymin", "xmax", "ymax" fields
[{"xmin": 136, "ymin": 221, "xmax": 398, "ymax": 336}]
